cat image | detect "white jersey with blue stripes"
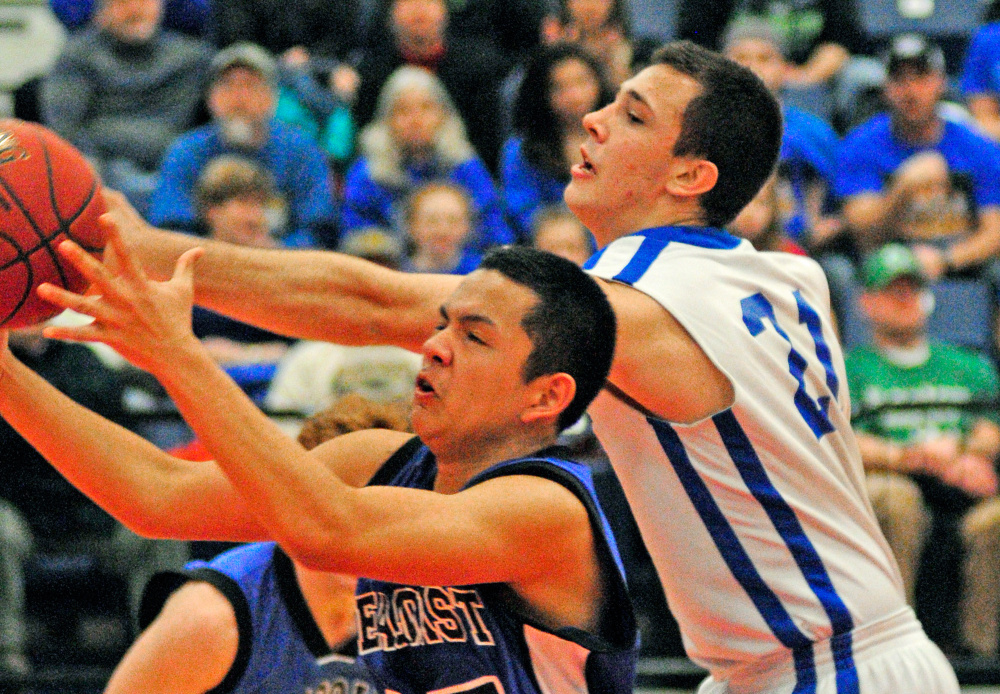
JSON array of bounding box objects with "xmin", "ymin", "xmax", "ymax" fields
[{"xmin": 585, "ymin": 226, "xmax": 908, "ymax": 684}]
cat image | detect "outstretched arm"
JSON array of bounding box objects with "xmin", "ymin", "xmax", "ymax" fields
[
  {"xmin": 41, "ymin": 233, "xmax": 601, "ymax": 628},
  {"xmin": 107, "ymin": 191, "xmax": 460, "ymax": 350},
  {"xmin": 597, "ymin": 279, "xmax": 734, "ymax": 423}
]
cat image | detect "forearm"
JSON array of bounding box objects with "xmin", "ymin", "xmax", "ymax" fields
[
  {"xmin": 125, "ymin": 224, "xmax": 454, "ymax": 350},
  {"xmin": 0, "ymin": 350, "xmax": 207, "ymax": 536},
  {"xmin": 855, "ymin": 431, "xmax": 910, "ymax": 473},
  {"xmin": 153, "ymin": 341, "xmax": 368, "ymax": 571},
  {"xmin": 947, "ymin": 213, "xmax": 1000, "ymax": 269},
  {"xmin": 964, "ymin": 420, "xmax": 1000, "ymax": 461}
]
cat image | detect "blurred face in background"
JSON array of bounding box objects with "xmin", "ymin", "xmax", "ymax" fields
[
  {"xmin": 533, "ymin": 215, "xmax": 592, "ymax": 266},
  {"xmin": 205, "ymin": 194, "xmax": 276, "ymax": 249},
  {"xmin": 97, "ymin": 0, "xmax": 163, "ymax": 43},
  {"xmin": 390, "ymin": 86, "xmax": 445, "ymax": 157},
  {"xmin": 408, "ymin": 187, "xmax": 472, "ymax": 265},
  {"xmin": 550, "ymin": 57, "xmax": 603, "ymax": 129},
  {"xmin": 861, "ymin": 276, "xmax": 930, "ymax": 345},
  {"xmin": 885, "ymin": 65, "xmax": 946, "ymax": 132},
  {"xmin": 209, "ymin": 67, "xmax": 276, "ymax": 147},
  {"xmin": 391, "ymin": 0, "xmax": 447, "ymax": 50},
  {"xmin": 725, "ymin": 37, "xmax": 786, "ymax": 94}
]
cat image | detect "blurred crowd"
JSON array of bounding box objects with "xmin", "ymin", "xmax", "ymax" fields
[{"xmin": 4, "ymin": 0, "xmax": 1000, "ymax": 678}]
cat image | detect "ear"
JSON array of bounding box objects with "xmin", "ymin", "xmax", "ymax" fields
[
  {"xmin": 521, "ymin": 373, "xmax": 577, "ymax": 427},
  {"xmin": 664, "ymin": 157, "xmax": 719, "ymax": 199}
]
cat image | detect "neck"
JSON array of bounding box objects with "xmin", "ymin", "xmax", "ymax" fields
[
  {"xmin": 293, "ymin": 565, "xmax": 358, "ymax": 650},
  {"xmin": 874, "ymin": 331, "xmax": 927, "ymax": 352},
  {"xmin": 590, "ymin": 207, "xmax": 709, "ymax": 248},
  {"xmin": 893, "ymin": 114, "xmax": 943, "ymax": 146},
  {"xmin": 431, "ymin": 430, "xmax": 558, "ymax": 495},
  {"xmin": 412, "ymin": 248, "xmax": 460, "ymax": 272}
]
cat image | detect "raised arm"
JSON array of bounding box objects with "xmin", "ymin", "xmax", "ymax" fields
[
  {"xmin": 107, "ymin": 191, "xmax": 460, "ymax": 350},
  {"xmin": 0, "ymin": 333, "xmax": 266, "ymax": 541},
  {"xmin": 41, "ymin": 233, "xmax": 601, "ymax": 629}
]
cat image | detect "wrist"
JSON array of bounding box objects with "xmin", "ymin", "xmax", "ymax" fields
[{"xmin": 941, "ymin": 246, "xmax": 956, "ymax": 273}]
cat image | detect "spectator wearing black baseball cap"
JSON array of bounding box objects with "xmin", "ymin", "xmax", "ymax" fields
[{"xmin": 835, "ymin": 32, "xmax": 1000, "ymax": 283}]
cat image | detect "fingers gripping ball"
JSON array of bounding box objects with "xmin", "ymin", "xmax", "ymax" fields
[{"xmin": 0, "ymin": 119, "xmax": 107, "ymax": 328}]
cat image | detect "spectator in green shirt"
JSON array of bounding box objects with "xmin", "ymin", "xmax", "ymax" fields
[{"xmin": 846, "ymin": 243, "xmax": 1000, "ymax": 657}]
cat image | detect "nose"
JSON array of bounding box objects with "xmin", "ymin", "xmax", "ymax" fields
[
  {"xmin": 582, "ymin": 105, "xmax": 609, "ymax": 142},
  {"xmin": 421, "ymin": 329, "xmax": 453, "ymax": 367}
]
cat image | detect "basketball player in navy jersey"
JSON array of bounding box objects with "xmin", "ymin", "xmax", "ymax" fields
[
  {"xmin": 0, "ymin": 246, "xmax": 636, "ymax": 694},
  {"xmin": 80, "ymin": 39, "xmax": 963, "ymax": 692}
]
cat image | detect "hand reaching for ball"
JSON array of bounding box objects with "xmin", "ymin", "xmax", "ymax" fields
[{"xmin": 37, "ymin": 222, "xmax": 205, "ymax": 377}]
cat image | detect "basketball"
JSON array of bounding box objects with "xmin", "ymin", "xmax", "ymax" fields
[{"xmin": 0, "ymin": 118, "xmax": 107, "ymax": 329}]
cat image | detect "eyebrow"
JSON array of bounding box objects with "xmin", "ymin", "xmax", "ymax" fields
[
  {"xmin": 624, "ymin": 88, "xmax": 653, "ymax": 112},
  {"xmin": 439, "ymin": 305, "xmax": 495, "ymax": 328}
]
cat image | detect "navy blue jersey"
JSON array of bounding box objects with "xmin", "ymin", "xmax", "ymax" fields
[
  {"xmin": 141, "ymin": 542, "xmax": 380, "ymax": 694},
  {"xmin": 356, "ymin": 437, "xmax": 637, "ymax": 694}
]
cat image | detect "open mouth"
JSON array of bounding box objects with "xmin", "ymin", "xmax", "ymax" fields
[
  {"xmin": 580, "ymin": 148, "xmax": 596, "ymax": 173},
  {"xmin": 415, "ymin": 375, "xmax": 435, "ymax": 395}
]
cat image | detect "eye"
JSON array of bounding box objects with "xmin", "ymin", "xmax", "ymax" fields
[
  {"xmin": 434, "ymin": 323, "xmax": 446, "ymax": 332},
  {"xmin": 627, "ymin": 111, "xmax": 644, "ymax": 124},
  {"xmin": 467, "ymin": 332, "xmax": 486, "ymax": 345}
]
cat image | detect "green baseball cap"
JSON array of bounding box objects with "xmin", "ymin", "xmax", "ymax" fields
[{"xmin": 861, "ymin": 243, "xmax": 927, "ymax": 290}]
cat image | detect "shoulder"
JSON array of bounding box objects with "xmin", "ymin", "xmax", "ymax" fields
[
  {"xmin": 841, "ymin": 114, "xmax": 893, "ymax": 150},
  {"xmin": 500, "ymin": 136, "xmax": 525, "ymax": 162},
  {"xmin": 942, "ymin": 119, "xmax": 1000, "ymax": 156},
  {"xmin": 971, "ymin": 21, "xmax": 1000, "ymax": 47},
  {"xmin": 931, "ymin": 342, "xmax": 999, "ymax": 378},
  {"xmin": 311, "ymin": 430, "xmax": 419, "ymax": 488},
  {"xmin": 269, "ymin": 121, "xmax": 324, "ymax": 153},
  {"xmin": 167, "ymin": 125, "xmax": 215, "ymax": 152},
  {"xmin": 784, "ymin": 105, "xmax": 838, "ymax": 138},
  {"xmin": 156, "ymin": 30, "xmax": 213, "ymax": 59}
]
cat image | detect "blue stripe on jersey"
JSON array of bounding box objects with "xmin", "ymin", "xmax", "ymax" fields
[
  {"xmin": 582, "ymin": 226, "xmax": 741, "ymax": 277},
  {"xmin": 712, "ymin": 411, "xmax": 860, "ymax": 694},
  {"xmin": 613, "ymin": 227, "xmax": 741, "ymax": 285},
  {"xmin": 582, "ymin": 245, "xmax": 608, "ymax": 270},
  {"xmin": 646, "ymin": 417, "xmax": 813, "ymax": 653}
]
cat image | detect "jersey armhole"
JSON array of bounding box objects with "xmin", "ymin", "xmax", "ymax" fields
[
  {"xmin": 139, "ymin": 568, "xmax": 255, "ymax": 694},
  {"xmin": 469, "ymin": 459, "xmax": 638, "ymax": 652},
  {"xmin": 366, "ymin": 435, "xmax": 424, "ymax": 486}
]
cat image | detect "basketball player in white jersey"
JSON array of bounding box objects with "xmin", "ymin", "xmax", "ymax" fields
[{"xmin": 67, "ymin": 41, "xmax": 956, "ymax": 693}]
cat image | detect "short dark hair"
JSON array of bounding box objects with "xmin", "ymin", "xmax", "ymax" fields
[
  {"xmin": 653, "ymin": 41, "xmax": 782, "ymax": 228},
  {"xmin": 479, "ymin": 246, "xmax": 616, "ymax": 431}
]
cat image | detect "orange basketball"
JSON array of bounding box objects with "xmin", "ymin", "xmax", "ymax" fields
[{"xmin": 0, "ymin": 118, "xmax": 107, "ymax": 329}]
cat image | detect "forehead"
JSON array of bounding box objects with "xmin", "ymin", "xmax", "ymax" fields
[
  {"xmin": 624, "ymin": 64, "xmax": 702, "ymax": 122},
  {"xmin": 727, "ymin": 37, "xmax": 782, "ymax": 59},
  {"xmin": 214, "ymin": 66, "xmax": 268, "ymax": 88},
  {"xmin": 447, "ymin": 270, "xmax": 539, "ymax": 327},
  {"xmin": 887, "ymin": 64, "xmax": 941, "ymax": 83}
]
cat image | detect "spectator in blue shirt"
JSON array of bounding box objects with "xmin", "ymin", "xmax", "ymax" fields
[
  {"xmin": 500, "ymin": 43, "xmax": 613, "ymax": 243},
  {"xmin": 341, "ymin": 65, "xmax": 512, "ymax": 251},
  {"xmin": 723, "ymin": 19, "xmax": 842, "ymax": 250},
  {"xmin": 149, "ymin": 42, "xmax": 338, "ymax": 248},
  {"xmin": 837, "ymin": 34, "xmax": 1000, "ymax": 281},
  {"xmin": 960, "ymin": 1, "xmax": 1000, "ymax": 141}
]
